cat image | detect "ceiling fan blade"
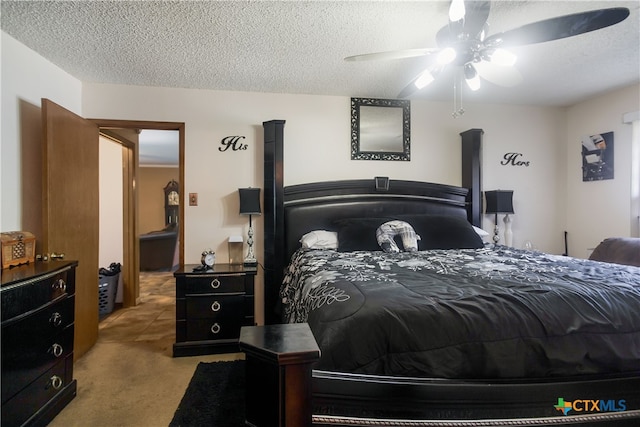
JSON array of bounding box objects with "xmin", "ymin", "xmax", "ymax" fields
[
  {"xmin": 474, "ymin": 61, "xmax": 523, "ymax": 87},
  {"xmin": 345, "ymin": 48, "xmax": 435, "ymax": 62},
  {"xmin": 438, "ymin": 1, "xmax": 490, "ymax": 46},
  {"xmin": 397, "ymin": 74, "xmax": 423, "ymax": 98},
  {"xmin": 485, "ymin": 7, "xmax": 630, "ymax": 47},
  {"xmin": 462, "ymin": 1, "xmax": 491, "ymax": 39},
  {"xmin": 436, "ymin": 24, "xmax": 457, "ymax": 48}
]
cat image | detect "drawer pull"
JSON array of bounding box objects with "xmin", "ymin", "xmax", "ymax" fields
[
  {"xmin": 52, "ymin": 278, "xmax": 67, "ymax": 292},
  {"xmin": 50, "ymin": 375, "xmax": 64, "ymax": 390},
  {"xmin": 211, "ymin": 323, "xmax": 221, "ymax": 334},
  {"xmin": 50, "ymin": 312, "xmax": 63, "ymax": 327},
  {"xmin": 50, "ymin": 343, "xmax": 64, "ymax": 358},
  {"xmin": 210, "ymin": 278, "xmax": 221, "ymax": 289},
  {"xmin": 211, "ymin": 301, "xmax": 221, "ymax": 312}
]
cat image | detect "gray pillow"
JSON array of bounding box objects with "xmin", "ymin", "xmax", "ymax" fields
[{"xmin": 376, "ymin": 220, "xmax": 420, "ymax": 253}]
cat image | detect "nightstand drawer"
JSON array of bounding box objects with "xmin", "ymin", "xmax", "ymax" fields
[
  {"xmin": 185, "ymin": 294, "xmax": 244, "ymax": 319},
  {"xmin": 180, "ymin": 275, "xmax": 246, "ymax": 295},
  {"xmin": 186, "ymin": 318, "xmax": 244, "ymax": 341}
]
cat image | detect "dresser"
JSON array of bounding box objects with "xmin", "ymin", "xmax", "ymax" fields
[
  {"xmin": 1, "ymin": 261, "xmax": 78, "ymax": 427},
  {"xmin": 173, "ymin": 264, "xmax": 256, "ymax": 357}
]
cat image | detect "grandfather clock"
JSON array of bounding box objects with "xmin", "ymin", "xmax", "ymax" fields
[{"xmin": 164, "ymin": 180, "xmax": 179, "ymax": 228}]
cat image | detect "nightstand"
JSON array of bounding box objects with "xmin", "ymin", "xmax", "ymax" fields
[{"xmin": 173, "ymin": 263, "xmax": 256, "ymax": 357}]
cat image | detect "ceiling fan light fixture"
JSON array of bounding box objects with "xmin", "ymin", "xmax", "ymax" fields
[
  {"xmin": 415, "ymin": 69, "xmax": 435, "ymax": 89},
  {"xmin": 464, "ymin": 63, "xmax": 481, "ymax": 91},
  {"xmin": 437, "ymin": 47, "xmax": 457, "ymax": 65},
  {"xmin": 489, "ymin": 48, "xmax": 517, "ymax": 66},
  {"xmin": 449, "ymin": 0, "xmax": 466, "ymax": 22}
]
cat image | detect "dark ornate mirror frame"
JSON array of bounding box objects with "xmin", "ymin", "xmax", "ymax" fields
[{"xmin": 351, "ymin": 97, "xmax": 410, "ymax": 161}]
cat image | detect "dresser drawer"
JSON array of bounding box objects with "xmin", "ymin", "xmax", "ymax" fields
[
  {"xmin": 1, "ymin": 355, "xmax": 73, "ymax": 427},
  {"xmin": 1, "ymin": 266, "xmax": 75, "ymax": 322},
  {"xmin": 178, "ymin": 274, "xmax": 246, "ymax": 296},
  {"xmin": 1, "ymin": 295, "xmax": 74, "ymax": 342},
  {"xmin": 1, "ymin": 323, "xmax": 74, "ymax": 404}
]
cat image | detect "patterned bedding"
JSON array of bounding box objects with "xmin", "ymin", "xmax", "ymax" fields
[{"xmin": 280, "ymin": 246, "xmax": 640, "ymax": 379}]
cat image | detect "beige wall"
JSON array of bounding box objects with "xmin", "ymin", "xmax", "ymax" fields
[
  {"xmin": 1, "ymin": 31, "xmax": 82, "ymax": 230},
  {"xmin": 81, "ymin": 82, "xmax": 574, "ymax": 259},
  {"xmin": 2, "ymin": 31, "xmax": 639, "ymax": 324},
  {"xmin": 138, "ymin": 167, "xmax": 179, "ymax": 234},
  {"xmin": 565, "ymin": 85, "xmax": 640, "ymax": 258}
]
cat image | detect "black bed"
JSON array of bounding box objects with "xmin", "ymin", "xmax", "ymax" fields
[{"xmin": 261, "ymin": 120, "xmax": 640, "ymax": 425}]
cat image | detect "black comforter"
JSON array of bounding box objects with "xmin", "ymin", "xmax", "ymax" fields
[{"xmin": 280, "ymin": 246, "xmax": 640, "ymax": 379}]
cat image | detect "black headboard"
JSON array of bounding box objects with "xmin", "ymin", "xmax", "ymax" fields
[
  {"xmin": 262, "ymin": 120, "xmax": 482, "ymax": 324},
  {"xmin": 283, "ymin": 179, "xmax": 469, "ymax": 263}
]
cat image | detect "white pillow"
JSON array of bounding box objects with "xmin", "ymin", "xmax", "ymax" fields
[
  {"xmin": 300, "ymin": 230, "xmax": 338, "ymax": 249},
  {"xmin": 473, "ymin": 226, "xmax": 490, "ymax": 238}
]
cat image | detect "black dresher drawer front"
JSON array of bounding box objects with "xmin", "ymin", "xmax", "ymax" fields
[
  {"xmin": 185, "ymin": 293, "xmax": 245, "ymax": 320},
  {"xmin": 1, "ymin": 268, "xmax": 75, "ymax": 322},
  {"xmin": 1, "ymin": 355, "xmax": 72, "ymax": 427},
  {"xmin": 1, "ymin": 324, "xmax": 74, "ymax": 405},
  {"xmin": 1, "ymin": 295, "xmax": 74, "ymax": 347},
  {"xmin": 178, "ymin": 274, "xmax": 245, "ymax": 296}
]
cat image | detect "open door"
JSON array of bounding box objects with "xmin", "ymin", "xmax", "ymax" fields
[{"xmin": 42, "ymin": 99, "xmax": 100, "ymax": 359}]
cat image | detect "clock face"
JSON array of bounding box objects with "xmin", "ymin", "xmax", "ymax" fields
[
  {"xmin": 168, "ymin": 190, "xmax": 179, "ymax": 206},
  {"xmin": 204, "ymin": 252, "xmax": 215, "ymax": 267}
]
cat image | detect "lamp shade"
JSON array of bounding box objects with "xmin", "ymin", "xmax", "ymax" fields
[
  {"xmin": 485, "ymin": 190, "xmax": 514, "ymax": 214},
  {"xmin": 239, "ymin": 188, "xmax": 261, "ymax": 215}
]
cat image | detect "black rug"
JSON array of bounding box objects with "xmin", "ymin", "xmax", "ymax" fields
[{"xmin": 169, "ymin": 360, "xmax": 245, "ymax": 427}]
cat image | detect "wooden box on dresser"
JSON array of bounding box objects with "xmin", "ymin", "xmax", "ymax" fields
[
  {"xmin": 173, "ymin": 264, "xmax": 256, "ymax": 357},
  {"xmin": 1, "ymin": 260, "xmax": 78, "ymax": 427}
]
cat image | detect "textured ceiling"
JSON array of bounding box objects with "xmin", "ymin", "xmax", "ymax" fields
[{"xmin": 2, "ymin": 0, "xmax": 639, "ymax": 108}]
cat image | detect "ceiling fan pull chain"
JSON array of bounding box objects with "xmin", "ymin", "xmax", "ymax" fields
[{"xmin": 452, "ymin": 69, "xmax": 465, "ymax": 118}]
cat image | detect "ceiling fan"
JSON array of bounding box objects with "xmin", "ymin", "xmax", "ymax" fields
[{"xmin": 345, "ymin": 1, "xmax": 630, "ymax": 116}]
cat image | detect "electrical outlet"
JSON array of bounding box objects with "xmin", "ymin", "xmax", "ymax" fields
[{"xmin": 189, "ymin": 193, "xmax": 198, "ymax": 206}]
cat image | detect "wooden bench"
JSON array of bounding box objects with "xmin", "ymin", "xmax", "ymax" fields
[{"xmin": 239, "ymin": 323, "xmax": 320, "ymax": 427}]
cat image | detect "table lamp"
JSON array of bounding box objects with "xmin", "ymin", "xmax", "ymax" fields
[
  {"xmin": 485, "ymin": 190, "xmax": 514, "ymax": 245},
  {"xmin": 238, "ymin": 187, "xmax": 261, "ymax": 265}
]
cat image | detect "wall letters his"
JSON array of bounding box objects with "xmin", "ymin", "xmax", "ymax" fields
[{"xmin": 219, "ymin": 136, "xmax": 248, "ymax": 152}]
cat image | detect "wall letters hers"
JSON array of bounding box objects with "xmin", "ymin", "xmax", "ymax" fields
[{"xmin": 501, "ymin": 152, "xmax": 530, "ymax": 167}]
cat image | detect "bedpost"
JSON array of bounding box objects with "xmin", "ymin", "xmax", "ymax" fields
[
  {"xmin": 263, "ymin": 120, "xmax": 286, "ymax": 325},
  {"xmin": 461, "ymin": 128, "xmax": 483, "ymax": 227}
]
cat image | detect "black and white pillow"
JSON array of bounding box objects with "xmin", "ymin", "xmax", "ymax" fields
[{"xmin": 376, "ymin": 220, "xmax": 420, "ymax": 253}]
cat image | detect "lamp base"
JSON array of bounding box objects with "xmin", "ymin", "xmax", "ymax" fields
[
  {"xmin": 503, "ymin": 214, "xmax": 513, "ymax": 247},
  {"xmin": 243, "ymin": 258, "xmax": 257, "ymax": 266}
]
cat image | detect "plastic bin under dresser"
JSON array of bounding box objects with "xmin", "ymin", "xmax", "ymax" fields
[{"xmin": 1, "ymin": 261, "xmax": 78, "ymax": 427}]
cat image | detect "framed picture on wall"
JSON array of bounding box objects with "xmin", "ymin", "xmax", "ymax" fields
[{"xmin": 581, "ymin": 131, "xmax": 614, "ymax": 181}]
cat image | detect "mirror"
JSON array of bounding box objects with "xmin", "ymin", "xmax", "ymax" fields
[{"xmin": 351, "ymin": 97, "xmax": 410, "ymax": 161}]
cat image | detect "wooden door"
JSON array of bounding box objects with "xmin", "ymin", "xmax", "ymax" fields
[{"xmin": 42, "ymin": 98, "xmax": 100, "ymax": 359}]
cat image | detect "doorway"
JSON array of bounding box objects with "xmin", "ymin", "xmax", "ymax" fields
[{"xmin": 92, "ymin": 119, "xmax": 185, "ymax": 309}]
